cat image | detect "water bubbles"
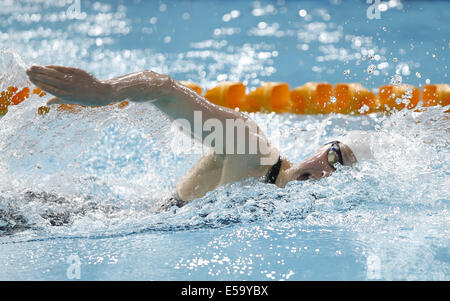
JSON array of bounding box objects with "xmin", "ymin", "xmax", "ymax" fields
[
  {"xmin": 390, "ymin": 74, "xmax": 402, "ymax": 86},
  {"xmin": 222, "ymin": 14, "xmax": 231, "ymax": 22},
  {"xmin": 353, "ymin": 37, "xmax": 362, "ymax": 48},
  {"xmin": 298, "ymin": 9, "xmax": 307, "ymax": 17},
  {"xmin": 358, "ymin": 104, "xmax": 369, "ymax": 114},
  {"xmin": 297, "ymin": 44, "xmax": 309, "ymax": 51},
  {"xmin": 377, "ymin": 62, "xmax": 389, "ymax": 70},
  {"xmin": 404, "ymin": 88, "xmax": 413, "ymax": 99},
  {"xmin": 415, "ymin": 72, "xmax": 421, "ymax": 79},
  {"xmin": 258, "ymin": 22, "xmax": 268, "ymax": 29},
  {"xmin": 222, "ymin": 10, "xmax": 240, "ymax": 23},
  {"xmin": 395, "ymin": 94, "xmax": 410, "ymax": 106},
  {"xmin": 252, "ymin": 3, "xmax": 277, "ymax": 16},
  {"xmin": 230, "ymin": 10, "xmax": 240, "ymax": 18},
  {"xmin": 396, "ymin": 64, "xmax": 410, "ymax": 76},
  {"xmin": 330, "ymin": 96, "xmax": 337, "ymax": 103},
  {"xmin": 367, "ymin": 64, "xmax": 376, "ymax": 74},
  {"xmin": 343, "ymin": 69, "xmax": 350, "ymax": 75}
]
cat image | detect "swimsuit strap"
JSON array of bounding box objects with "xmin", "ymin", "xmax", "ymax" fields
[{"xmin": 264, "ymin": 156, "xmax": 282, "ymax": 184}]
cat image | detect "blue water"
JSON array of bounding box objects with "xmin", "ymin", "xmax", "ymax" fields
[{"xmin": 0, "ymin": 0, "xmax": 449, "ymax": 280}]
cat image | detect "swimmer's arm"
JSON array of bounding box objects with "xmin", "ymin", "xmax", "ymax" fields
[
  {"xmin": 27, "ymin": 65, "xmax": 275, "ymax": 158},
  {"xmin": 175, "ymin": 151, "xmax": 225, "ymax": 202},
  {"xmin": 26, "ymin": 65, "xmax": 239, "ymax": 127}
]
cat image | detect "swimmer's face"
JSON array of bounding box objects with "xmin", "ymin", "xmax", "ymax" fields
[{"xmin": 294, "ymin": 142, "xmax": 357, "ymax": 181}]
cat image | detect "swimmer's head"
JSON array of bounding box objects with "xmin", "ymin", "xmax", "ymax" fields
[
  {"xmin": 292, "ymin": 131, "xmax": 373, "ymax": 181},
  {"xmin": 338, "ymin": 130, "xmax": 374, "ymax": 162}
]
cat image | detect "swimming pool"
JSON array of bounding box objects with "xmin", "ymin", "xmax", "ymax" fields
[{"xmin": 0, "ymin": 0, "xmax": 449, "ymax": 280}]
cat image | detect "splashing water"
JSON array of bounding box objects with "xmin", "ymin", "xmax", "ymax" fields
[
  {"xmin": 1, "ymin": 0, "xmax": 449, "ymax": 280},
  {"xmin": 0, "ymin": 51, "xmax": 448, "ymax": 280}
]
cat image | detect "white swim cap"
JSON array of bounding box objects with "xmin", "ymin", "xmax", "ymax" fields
[{"xmin": 339, "ymin": 130, "xmax": 374, "ymax": 162}]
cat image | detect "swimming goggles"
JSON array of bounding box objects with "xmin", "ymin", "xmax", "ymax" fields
[{"xmin": 324, "ymin": 140, "xmax": 343, "ymax": 169}]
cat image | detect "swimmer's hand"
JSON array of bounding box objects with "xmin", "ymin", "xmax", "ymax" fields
[{"xmin": 26, "ymin": 65, "xmax": 113, "ymax": 106}]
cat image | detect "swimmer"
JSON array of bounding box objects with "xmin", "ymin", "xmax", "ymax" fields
[{"xmin": 26, "ymin": 66, "xmax": 373, "ymax": 210}]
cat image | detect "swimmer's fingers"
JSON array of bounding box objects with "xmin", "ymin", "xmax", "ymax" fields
[
  {"xmin": 28, "ymin": 70, "xmax": 68, "ymax": 90},
  {"xmin": 44, "ymin": 65, "xmax": 103, "ymax": 92},
  {"xmin": 27, "ymin": 65, "xmax": 111, "ymax": 106},
  {"xmin": 27, "ymin": 65, "xmax": 63, "ymax": 79},
  {"xmin": 29, "ymin": 79, "xmax": 69, "ymax": 101},
  {"xmin": 27, "ymin": 65, "xmax": 75, "ymax": 94},
  {"xmin": 46, "ymin": 65, "xmax": 94, "ymax": 78},
  {"xmin": 46, "ymin": 65, "xmax": 80, "ymax": 73}
]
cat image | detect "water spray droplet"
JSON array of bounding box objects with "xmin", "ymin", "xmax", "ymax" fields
[
  {"xmin": 367, "ymin": 64, "xmax": 376, "ymax": 74},
  {"xmin": 390, "ymin": 75, "xmax": 402, "ymax": 86}
]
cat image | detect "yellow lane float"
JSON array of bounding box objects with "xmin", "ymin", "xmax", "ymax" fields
[
  {"xmin": 179, "ymin": 81, "xmax": 202, "ymax": 95},
  {"xmin": 291, "ymin": 82, "xmax": 377, "ymax": 114},
  {"xmin": 291, "ymin": 82, "xmax": 332, "ymax": 114},
  {"xmin": 246, "ymin": 82, "xmax": 290, "ymax": 113},
  {"xmin": 422, "ymin": 84, "xmax": 450, "ymax": 107},
  {"xmin": 378, "ymin": 84, "xmax": 420, "ymax": 111},
  {"xmin": 1, "ymin": 86, "xmax": 44, "ymax": 115},
  {"xmin": 335, "ymin": 83, "xmax": 378, "ymax": 114},
  {"xmin": 204, "ymin": 82, "xmax": 246, "ymax": 110},
  {"xmin": 0, "ymin": 81, "xmax": 448, "ymax": 117}
]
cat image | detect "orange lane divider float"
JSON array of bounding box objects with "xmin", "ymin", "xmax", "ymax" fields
[
  {"xmin": 0, "ymin": 86, "xmax": 44, "ymax": 115},
  {"xmin": 205, "ymin": 82, "xmax": 449, "ymax": 114},
  {"xmin": 179, "ymin": 81, "xmax": 202, "ymax": 95},
  {"xmin": 378, "ymin": 84, "xmax": 420, "ymax": 111},
  {"xmin": 204, "ymin": 82, "xmax": 247, "ymax": 110},
  {"xmin": 0, "ymin": 84, "xmax": 129, "ymax": 116},
  {"xmin": 0, "ymin": 82, "xmax": 449, "ymax": 117},
  {"xmin": 422, "ymin": 84, "xmax": 450, "ymax": 107},
  {"xmin": 245, "ymin": 82, "xmax": 291, "ymax": 113},
  {"xmin": 202, "ymin": 82, "xmax": 448, "ymax": 114}
]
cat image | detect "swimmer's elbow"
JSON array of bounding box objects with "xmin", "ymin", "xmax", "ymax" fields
[
  {"xmin": 142, "ymin": 70, "xmax": 173, "ymax": 89},
  {"xmin": 140, "ymin": 70, "xmax": 175, "ymax": 102}
]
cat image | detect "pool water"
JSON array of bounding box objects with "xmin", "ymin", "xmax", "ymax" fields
[{"xmin": 0, "ymin": 0, "xmax": 449, "ymax": 280}]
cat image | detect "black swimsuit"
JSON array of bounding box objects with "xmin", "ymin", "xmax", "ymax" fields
[
  {"xmin": 160, "ymin": 156, "xmax": 283, "ymax": 211},
  {"xmin": 158, "ymin": 193, "xmax": 185, "ymax": 212},
  {"xmin": 263, "ymin": 156, "xmax": 283, "ymax": 184}
]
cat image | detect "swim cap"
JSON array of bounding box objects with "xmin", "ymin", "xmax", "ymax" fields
[{"xmin": 339, "ymin": 130, "xmax": 374, "ymax": 162}]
